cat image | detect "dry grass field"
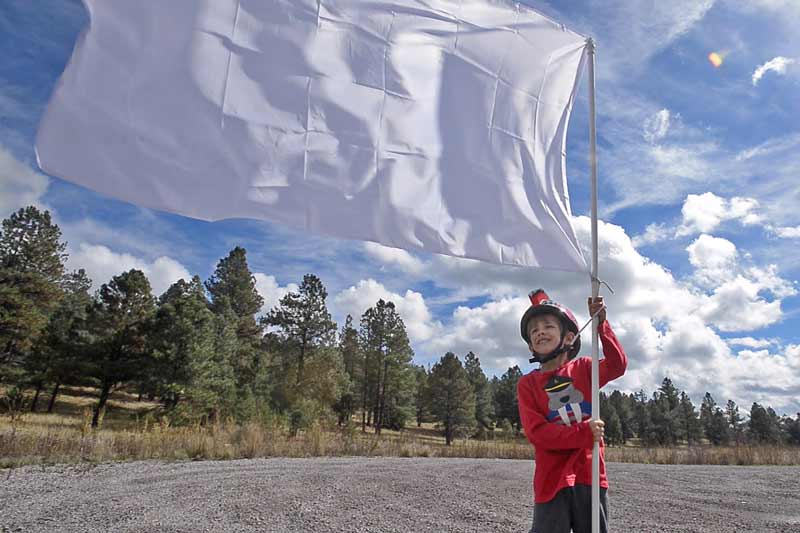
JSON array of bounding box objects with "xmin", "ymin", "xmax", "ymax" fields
[{"xmin": 2, "ymin": 385, "xmax": 799, "ymax": 469}]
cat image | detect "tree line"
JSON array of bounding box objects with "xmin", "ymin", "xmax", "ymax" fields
[{"xmin": 1, "ymin": 206, "xmax": 799, "ymax": 447}]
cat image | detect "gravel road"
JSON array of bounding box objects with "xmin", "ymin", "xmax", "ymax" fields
[{"xmin": 1, "ymin": 458, "xmax": 798, "ymax": 532}]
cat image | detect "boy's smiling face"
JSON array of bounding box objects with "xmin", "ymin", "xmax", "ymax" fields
[{"xmin": 527, "ymin": 314, "xmax": 570, "ymax": 355}]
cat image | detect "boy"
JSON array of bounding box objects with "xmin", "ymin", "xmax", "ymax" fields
[{"xmin": 517, "ymin": 289, "xmax": 627, "ymax": 533}]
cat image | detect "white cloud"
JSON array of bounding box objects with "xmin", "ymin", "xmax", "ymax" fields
[
  {"xmin": 676, "ymin": 193, "xmax": 761, "ymax": 236},
  {"xmin": 0, "ymin": 146, "xmax": 49, "ymax": 217},
  {"xmin": 333, "ymin": 279, "xmax": 438, "ymax": 342},
  {"xmin": 774, "ymin": 225, "xmax": 800, "ymax": 238},
  {"xmin": 68, "ymin": 243, "xmax": 191, "ymax": 297},
  {"xmin": 412, "ymin": 216, "xmax": 798, "ymax": 413},
  {"xmin": 253, "ymin": 273, "xmax": 299, "ymax": 316},
  {"xmin": 726, "ymin": 337, "xmax": 775, "ymax": 348},
  {"xmin": 631, "ymin": 223, "xmax": 672, "ymax": 247},
  {"xmin": 643, "ymin": 109, "xmax": 671, "ymax": 143},
  {"xmin": 752, "ymin": 56, "xmax": 795, "ymax": 85},
  {"xmin": 686, "ymin": 234, "xmax": 738, "ymax": 286}
]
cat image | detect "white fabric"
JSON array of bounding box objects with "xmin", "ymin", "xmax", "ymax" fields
[{"xmin": 37, "ymin": 0, "xmax": 588, "ymax": 271}]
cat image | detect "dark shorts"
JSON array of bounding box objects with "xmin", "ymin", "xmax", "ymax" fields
[{"xmin": 530, "ymin": 485, "xmax": 609, "ymax": 533}]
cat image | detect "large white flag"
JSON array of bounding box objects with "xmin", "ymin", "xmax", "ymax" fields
[{"xmin": 37, "ymin": 0, "xmax": 588, "ymax": 271}]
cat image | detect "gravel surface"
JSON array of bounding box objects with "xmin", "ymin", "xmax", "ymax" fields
[{"xmin": 1, "ymin": 458, "xmax": 798, "ymax": 532}]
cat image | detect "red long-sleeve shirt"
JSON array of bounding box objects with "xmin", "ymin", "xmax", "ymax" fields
[{"xmin": 517, "ymin": 320, "xmax": 627, "ymax": 503}]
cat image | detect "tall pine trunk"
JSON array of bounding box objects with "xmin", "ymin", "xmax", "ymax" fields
[
  {"xmin": 92, "ymin": 382, "xmax": 112, "ymax": 428},
  {"xmin": 296, "ymin": 336, "xmax": 307, "ymax": 385},
  {"xmin": 361, "ymin": 351, "xmax": 370, "ymax": 433},
  {"xmin": 30, "ymin": 380, "xmax": 44, "ymax": 412},
  {"xmin": 372, "ymin": 352, "xmax": 383, "ymax": 434},
  {"xmin": 47, "ymin": 382, "xmax": 61, "ymax": 413}
]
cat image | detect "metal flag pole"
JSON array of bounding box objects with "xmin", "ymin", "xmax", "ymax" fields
[{"xmin": 586, "ymin": 37, "xmax": 601, "ymax": 533}]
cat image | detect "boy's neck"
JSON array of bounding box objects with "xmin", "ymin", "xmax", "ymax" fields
[{"xmin": 540, "ymin": 353, "xmax": 568, "ymax": 372}]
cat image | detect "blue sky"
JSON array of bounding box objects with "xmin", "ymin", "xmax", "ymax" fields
[{"xmin": 2, "ymin": 0, "xmax": 799, "ymax": 415}]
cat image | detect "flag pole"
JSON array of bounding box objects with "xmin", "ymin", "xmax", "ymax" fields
[{"xmin": 586, "ymin": 37, "xmax": 601, "ymax": 533}]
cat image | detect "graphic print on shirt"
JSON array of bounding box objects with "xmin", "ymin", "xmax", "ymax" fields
[{"xmin": 544, "ymin": 374, "xmax": 591, "ymax": 426}]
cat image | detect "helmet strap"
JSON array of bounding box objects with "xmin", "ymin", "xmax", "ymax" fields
[{"xmin": 529, "ymin": 330, "xmax": 572, "ymax": 365}]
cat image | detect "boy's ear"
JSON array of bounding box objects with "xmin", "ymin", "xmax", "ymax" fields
[{"xmin": 563, "ymin": 331, "xmax": 576, "ymax": 346}]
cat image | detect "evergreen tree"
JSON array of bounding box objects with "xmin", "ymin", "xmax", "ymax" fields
[
  {"xmin": 84, "ymin": 269, "xmax": 156, "ymax": 427},
  {"xmin": 608, "ymin": 390, "xmax": 634, "ymax": 443},
  {"xmin": 0, "ymin": 206, "xmax": 67, "ymax": 375},
  {"xmin": 632, "ymin": 389, "xmax": 652, "ymax": 442},
  {"xmin": 678, "ymin": 392, "xmax": 703, "ymax": 445},
  {"xmin": 264, "ymin": 273, "xmax": 336, "ymax": 387},
  {"xmin": 357, "ymin": 300, "xmax": 414, "ymax": 433},
  {"xmin": 646, "ymin": 393, "xmax": 676, "ymax": 445},
  {"xmin": 784, "ymin": 413, "xmax": 800, "ymax": 445},
  {"xmin": 725, "ymin": 399, "xmax": 744, "ymax": 444},
  {"xmin": 605, "ymin": 407, "xmax": 623, "ymax": 446},
  {"xmin": 25, "ymin": 269, "xmax": 92, "ymax": 412},
  {"xmin": 428, "ymin": 352, "xmax": 476, "ymax": 445},
  {"xmin": 748, "ymin": 404, "xmax": 782, "ymax": 444},
  {"xmin": 658, "ymin": 377, "xmax": 680, "ymax": 411},
  {"xmin": 700, "ymin": 392, "xmax": 717, "ymax": 441},
  {"xmin": 493, "ymin": 365, "xmax": 522, "ymax": 431},
  {"xmin": 150, "ymin": 276, "xmax": 218, "ymax": 413},
  {"xmin": 333, "ymin": 315, "xmax": 360, "ymax": 425},
  {"xmin": 463, "ymin": 351, "xmax": 494, "ymax": 433},
  {"xmin": 707, "ymin": 407, "xmax": 730, "ymax": 445},
  {"xmin": 413, "ymin": 365, "xmax": 430, "ymax": 427},
  {"xmin": 205, "ymin": 247, "xmax": 264, "ymax": 414}
]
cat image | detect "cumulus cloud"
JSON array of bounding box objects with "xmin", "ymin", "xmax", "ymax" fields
[
  {"xmin": 413, "ymin": 216, "xmax": 798, "ymax": 413},
  {"xmin": 774, "ymin": 225, "xmax": 800, "ymax": 238},
  {"xmin": 686, "ymin": 234, "xmax": 738, "ymax": 286},
  {"xmin": 333, "ymin": 279, "xmax": 438, "ymax": 342},
  {"xmin": 0, "ymin": 146, "xmax": 49, "ymax": 217},
  {"xmin": 643, "ymin": 109, "xmax": 671, "ymax": 143},
  {"xmin": 67, "ymin": 243, "xmax": 191, "ymax": 296},
  {"xmin": 726, "ymin": 337, "xmax": 775, "ymax": 348},
  {"xmin": 676, "ymin": 193, "xmax": 761, "ymax": 236},
  {"xmin": 752, "ymin": 56, "xmax": 795, "ymax": 85},
  {"xmin": 632, "ymin": 223, "xmax": 672, "ymax": 247},
  {"xmin": 253, "ymin": 273, "xmax": 299, "ymax": 316}
]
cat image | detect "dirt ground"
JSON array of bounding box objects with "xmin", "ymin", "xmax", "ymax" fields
[{"xmin": 1, "ymin": 457, "xmax": 798, "ymax": 532}]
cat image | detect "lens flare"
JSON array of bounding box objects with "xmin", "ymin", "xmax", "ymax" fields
[{"xmin": 708, "ymin": 52, "xmax": 724, "ymax": 68}]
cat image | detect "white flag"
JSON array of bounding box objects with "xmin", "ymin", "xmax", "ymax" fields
[{"xmin": 37, "ymin": 0, "xmax": 588, "ymax": 271}]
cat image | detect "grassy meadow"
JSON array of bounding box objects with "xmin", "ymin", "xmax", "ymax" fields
[{"xmin": 2, "ymin": 386, "xmax": 799, "ymax": 469}]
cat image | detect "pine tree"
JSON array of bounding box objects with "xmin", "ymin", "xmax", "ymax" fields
[
  {"xmin": 0, "ymin": 206, "xmax": 67, "ymax": 375},
  {"xmin": 357, "ymin": 300, "xmax": 414, "ymax": 433},
  {"xmin": 333, "ymin": 315, "xmax": 360, "ymax": 425},
  {"xmin": 493, "ymin": 365, "xmax": 522, "ymax": 431},
  {"xmin": 658, "ymin": 377, "xmax": 680, "ymax": 411},
  {"xmin": 700, "ymin": 392, "xmax": 717, "ymax": 442},
  {"xmin": 632, "ymin": 389, "xmax": 652, "ymax": 443},
  {"xmin": 463, "ymin": 351, "xmax": 494, "ymax": 434},
  {"xmin": 725, "ymin": 399, "xmax": 744, "ymax": 444},
  {"xmin": 205, "ymin": 247, "xmax": 264, "ymax": 415},
  {"xmin": 608, "ymin": 390, "xmax": 634, "ymax": 443},
  {"xmin": 428, "ymin": 352, "xmax": 476, "ymax": 445},
  {"xmin": 678, "ymin": 392, "xmax": 703, "ymax": 445},
  {"xmin": 150, "ymin": 276, "xmax": 218, "ymax": 413},
  {"xmin": 412, "ymin": 365, "xmax": 430, "ymax": 427},
  {"xmin": 25, "ymin": 269, "xmax": 92, "ymax": 412},
  {"xmin": 84, "ymin": 269, "xmax": 156, "ymax": 427},
  {"xmin": 264, "ymin": 273, "xmax": 336, "ymax": 387},
  {"xmin": 749, "ymin": 403, "xmax": 781, "ymax": 444}
]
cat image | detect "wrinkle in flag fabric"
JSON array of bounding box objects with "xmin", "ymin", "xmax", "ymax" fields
[{"xmin": 37, "ymin": 0, "xmax": 589, "ymax": 272}]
